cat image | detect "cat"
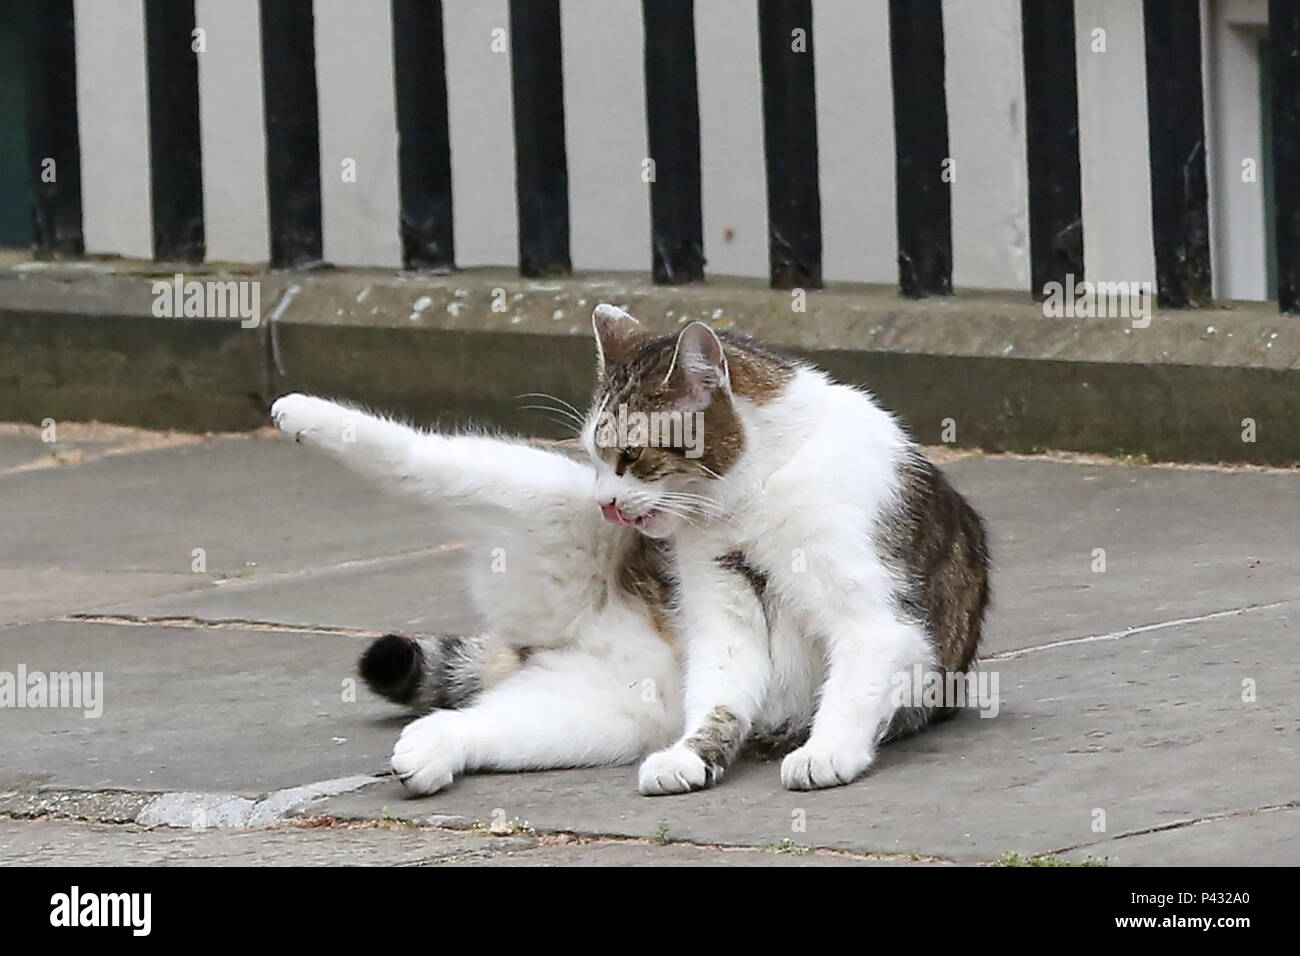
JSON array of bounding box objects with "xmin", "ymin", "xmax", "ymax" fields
[{"xmin": 270, "ymin": 303, "xmax": 990, "ymax": 795}]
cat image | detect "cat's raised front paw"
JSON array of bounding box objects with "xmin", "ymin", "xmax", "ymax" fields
[
  {"xmin": 637, "ymin": 745, "xmax": 712, "ymax": 796},
  {"xmin": 270, "ymin": 393, "xmax": 347, "ymax": 447},
  {"xmin": 780, "ymin": 740, "xmax": 873, "ymax": 791},
  {"xmin": 391, "ymin": 713, "xmax": 466, "ymax": 796}
]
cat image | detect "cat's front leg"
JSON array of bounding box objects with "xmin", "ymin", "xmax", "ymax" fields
[
  {"xmin": 638, "ymin": 556, "xmax": 770, "ymax": 795},
  {"xmin": 271, "ymin": 393, "xmax": 595, "ymax": 513},
  {"xmin": 271, "ymin": 393, "xmax": 363, "ymax": 455},
  {"xmin": 781, "ymin": 606, "xmax": 933, "ymax": 790}
]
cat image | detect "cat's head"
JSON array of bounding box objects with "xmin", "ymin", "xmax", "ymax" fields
[{"xmin": 580, "ymin": 304, "xmax": 753, "ymax": 538}]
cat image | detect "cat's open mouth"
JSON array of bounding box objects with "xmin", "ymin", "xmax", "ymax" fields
[{"xmin": 600, "ymin": 503, "xmax": 660, "ymax": 529}]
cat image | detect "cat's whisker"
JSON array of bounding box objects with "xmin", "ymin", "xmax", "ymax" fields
[
  {"xmin": 659, "ymin": 489, "xmax": 725, "ymax": 510},
  {"xmin": 660, "ymin": 490, "xmax": 723, "ymax": 508},
  {"xmin": 517, "ymin": 404, "xmax": 584, "ymax": 431},
  {"xmin": 514, "ymin": 392, "xmax": 585, "ymax": 416},
  {"xmin": 518, "ymin": 412, "xmax": 580, "ymax": 433},
  {"xmin": 651, "ymin": 504, "xmax": 701, "ymax": 527},
  {"xmin": 516, "ymin": 392, "xmax": 585, "ymax": 419},
  {"xmin": 652, "ymin": 493, "xmax": 728, "ymax": 525},
  {"xmin": 517, "ymin": 407, "xmax": 581, "ymax": 436},
  {"xmin": 516, "ymin": 401, "xmax": 584, "ymax": 424},
  {"xmin": 658, "ymin": 495, "xmax": 724, "ymax": 519}
]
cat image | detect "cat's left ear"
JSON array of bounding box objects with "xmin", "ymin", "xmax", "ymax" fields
[
  {"xmin": 669, "ymin": 322, "xmax": 730, "ymax": 410},
  {"xmin": 592, "ymin": 304, "xmax": 650, "ymax": 372}
]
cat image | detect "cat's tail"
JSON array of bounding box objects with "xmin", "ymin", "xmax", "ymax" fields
[{"xmin": 358, "ymin": 633, "xmax": 521, "ymax": 713}]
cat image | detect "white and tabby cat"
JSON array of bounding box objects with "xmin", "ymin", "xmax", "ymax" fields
[{"xmin": 271, "ymin": 304, "xmax": 989, "ymax": 794}]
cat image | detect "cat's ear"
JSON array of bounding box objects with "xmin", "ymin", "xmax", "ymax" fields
[
  {"xmin": 668, "ymin": 322, "xmax": 730, "ymax": 410},
  {"xmin": 592, "ymin": 304, "xmax": 649, "ymax": 371}
]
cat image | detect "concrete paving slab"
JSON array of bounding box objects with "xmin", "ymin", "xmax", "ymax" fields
[
  {"xmin": 0, "ymin": 433, "xmax": 50, "ymax": 472},
  {"xmin": 0, "ymin": 424, "xmax": 207, "ymax": 474},
  {"xmin": 86, "ymin": 546, "xmax": 481, "ymax": 636},
  {"xmin": 0, "ymin": 436, "xmax": 446, "ymax": 576},
  {"xmin": 0, "ymin": 433, "xmax": 141, "ymax": 474},
  {"xmin": 4, "ymin": 434, "xmax": 1297, "ymax": 865},
  {"xmin": 45, "ymin": 439, "xmax": 1300, "ymax": 660},
  {"xmin": 0, "ymin": 620, "xmax": 395, "ymax": 793},
  {"xmin": 946, "ymin": 459, "xmax": 1300, "ymax": 653},
  {"xmin": 1059, "ymin": 807, "xmax": 1300, "ymax": 866},
  {"xmin": 315, "ymin": 601, "xmax": 1298, "ymax": 863},
  {"xmin": 0, "ymin": 569, "xmax": 204, "ymax": 626}
]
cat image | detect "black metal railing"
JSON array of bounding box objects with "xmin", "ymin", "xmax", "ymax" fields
[{"xmin": 11, "ymin": 0, "xmax": 1300, "ymax": 313}]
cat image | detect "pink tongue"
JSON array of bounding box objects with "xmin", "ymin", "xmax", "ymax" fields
[{"xmin": 601, "ymin": 503, "xmax": 633, "ymax": 525}]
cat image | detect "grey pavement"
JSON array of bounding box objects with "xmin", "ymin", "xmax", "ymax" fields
[
  {"xmin": 0, "ymin": 819, "xmax": 896, "ymax": 867},
  {"xmin": 1, "ymin": 427, "xmax": 1297, "ymax": 865}
]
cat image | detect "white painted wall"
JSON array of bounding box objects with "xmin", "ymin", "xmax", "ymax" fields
[
  {"xmin": 1206, "ymin": 0, "xmax": 1269, "ymax": 300},
  {"xmin": 443, "ymin": 0, "xmax": 517, "ymax": 267},
  {"xmin": 75, "ymin": 0, "xmax": 152, "ymax": 258},
  {"xmin": 696, "ymin": 0, "xmax": 768, "ymax": 279},
  {"xmin": 561, "ymin": 0, "xmax": 650, "ymax": 273},
  {"xmin": 815, "ymin": 0, "xmax": 897, "ymax": 285},
  {"xmin": 1074, "ymin": 0, "xmax": 1156, "ymax": 287},
  {"xmin": 196, "ymin": 0, "xmax": 268, "ymax": 264},
  {"xmin": 943, "ymin": 0, "xmax": 1030, "ymax": 292},
  {"xmin": 314, "ymin": 0, "xmax": 401, "ymax": 268}
]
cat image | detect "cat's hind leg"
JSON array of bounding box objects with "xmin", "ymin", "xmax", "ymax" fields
[{"xmin": 390, "ymin": 642, "xmax": 680, "ymax": 795}]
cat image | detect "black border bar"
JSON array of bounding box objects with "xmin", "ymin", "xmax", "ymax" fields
[{"xmin": 4, "ymin": 865, "xmax": 1280, "ymax": 937}]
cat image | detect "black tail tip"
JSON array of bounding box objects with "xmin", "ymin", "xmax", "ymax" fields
[{"xmin": 359, "ymin": 633, "xmax": 422, "ymax": 703}]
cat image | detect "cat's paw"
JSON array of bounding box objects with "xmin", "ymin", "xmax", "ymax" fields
[
  {"xmin": 780, "ymin": 740, "xmax": 873, "ymax": 791},
  {"xmin": 638, "ymin": 745, "xmax": 712, "ymax": 796},
  {"xmin": 270, "ymin": 393, "xmax": 346, "ymax": 447},
  {"xmin": 391, "ymin": 713, "xmax": 466, "ymax": 796}
]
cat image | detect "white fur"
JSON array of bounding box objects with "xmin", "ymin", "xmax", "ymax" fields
[
  {"xmin": 272, "ymin": 348, "xmax": 930, "ymax": 796},
  {"xmin": 580, "ymin": 363, "xmax": 934, "ymax": 793},
  {"xmin": 272, "ymin": 394, "xmax": 681, "ymax": 794}
]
